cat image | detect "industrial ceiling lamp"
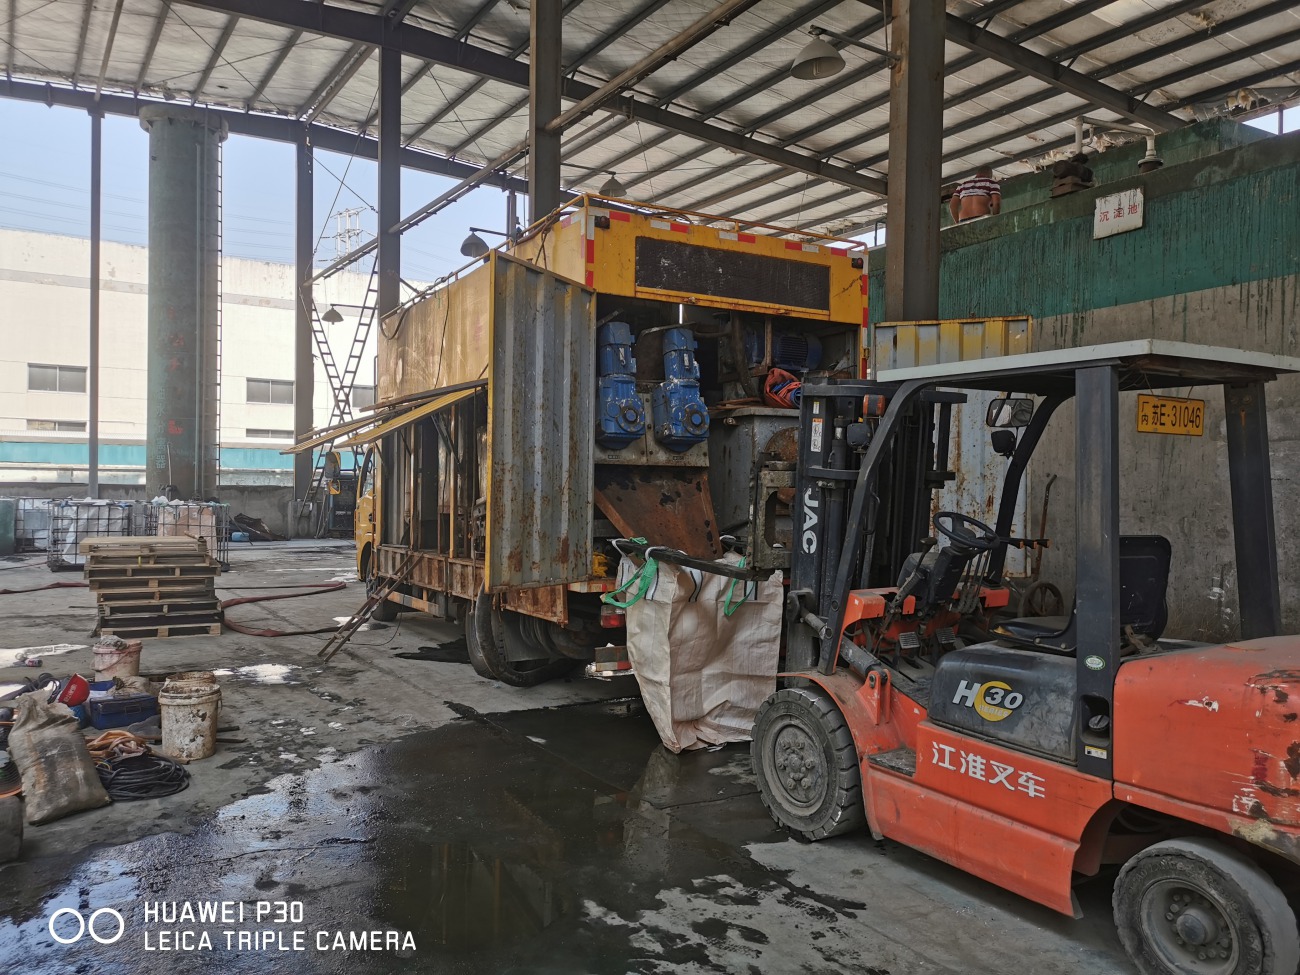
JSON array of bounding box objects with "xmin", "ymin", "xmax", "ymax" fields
[
  {"xmin": 598, "ymin": 172, "xmax": 627, "ymax": 198},
  {"xmin": 791, "ymin": 26, "xmax": 901, "ymax": 81},
  {"xmin": 321, "ymin": 305, "xmax": 345, "ymax": 323},
  {"xmin": 790, "ymin": 36, "xmax": 846, "ymax": 80},
  {"xmin": 459, "ymin": 231, "xmax": 490, "ymax": 258}
]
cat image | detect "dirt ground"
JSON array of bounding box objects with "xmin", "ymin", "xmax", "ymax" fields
[{"xmin": 0, "ymin": 540, "xmax": 1131, "ymax": 973}]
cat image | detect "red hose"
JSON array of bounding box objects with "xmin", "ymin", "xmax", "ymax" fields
[{"xmin": 219, "ymin": 582, "xmax": 349, "ymax": 637}]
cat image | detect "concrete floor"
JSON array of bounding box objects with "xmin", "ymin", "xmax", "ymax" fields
[{"xmin": 0, "ymin": 541, "xmax": 1132, "ymax": 973}]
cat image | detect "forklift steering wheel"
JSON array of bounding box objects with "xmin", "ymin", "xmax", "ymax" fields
[{"xmin": 933, "ymin": 511, "xmax": 999, "ymax": 553}]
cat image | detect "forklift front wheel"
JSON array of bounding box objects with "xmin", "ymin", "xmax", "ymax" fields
[
  {"xmin": 751, "ymin": 686, "xmax": 865, "ymax": 841},
  {"xmin": 1113, "ymin": 836, "xmax": 1300, "ymax": 975}
]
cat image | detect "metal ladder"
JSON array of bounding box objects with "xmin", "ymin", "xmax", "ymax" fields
[
  {"xmin": 300, "ymin": 260, "xmax": 382, "ymax": 518},
  {"xmin": 317, "ymin": 550, "xmax": 419, "ymax": 662}
]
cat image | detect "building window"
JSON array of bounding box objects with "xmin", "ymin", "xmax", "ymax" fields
[
  {"xmin": 28, "ymin": 363, "xmax": 87, "ymax": 393},
  {"xmin": 27, "ymin": 419, "xmax": 87, "ymax": 432},
  {"xmin": 246, "ymin": 428, "xmax": 294, "ymax": 440},
  {"xmin": 351, "ymin": 385, "xmax": 376, "ymax": 409},
  {"xmin": 247, "ymin": 378, "xmax": 294, "ymax": 404}
]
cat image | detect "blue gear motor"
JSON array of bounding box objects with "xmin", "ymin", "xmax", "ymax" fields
[
  {"xmin": 651, "ymin": 327, "xmax": 710, "ymax": 451},
  {"xmin": 595, "ymin": 321, "xmax": 646, "ymax": 449}
]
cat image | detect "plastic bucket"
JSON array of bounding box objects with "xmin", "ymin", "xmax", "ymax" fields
[
  {"xmin": 93, "ymin": 641, "xmax": 141, "ymax": 681},
  {"xmin": 165, "ymin": 671, "xmax": 217, "ymax": 693},
  {"xmin": 159, "ymin": 682, "xmax": 222, "ymax": 761}
]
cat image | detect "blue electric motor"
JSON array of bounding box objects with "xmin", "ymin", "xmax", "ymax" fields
[
  {"xmin": 595, "ymin": 321, "xmax": 646, "ymax": 449},
  {"xmin": 651, "ymin": 327, "xmax": 710, "ymax": 451}
]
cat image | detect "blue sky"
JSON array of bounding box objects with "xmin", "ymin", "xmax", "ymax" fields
[{"xmin": 0, "ymin": 97, "xmax": 512, "ymax": 283}]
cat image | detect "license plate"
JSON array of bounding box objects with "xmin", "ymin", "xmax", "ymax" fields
[{"xmin": 1137, "ymin": 394, "xmax": 1204, "ymax": 436}]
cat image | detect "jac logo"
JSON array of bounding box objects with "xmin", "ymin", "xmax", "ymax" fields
[
  {"xmin": 952, "ymin": 679, "xmax": 1024, "ymax": 722},
  {"xmin": 801, "ymin": 488, "xmax": 819, "ymax": 554},
  {"xmin": 49, "ymin": 907, "xmax": 126, "ymax": 945}
]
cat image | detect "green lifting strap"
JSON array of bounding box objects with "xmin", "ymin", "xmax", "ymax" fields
[{"xmin": 602, "ymin": 539, "xmax": 657, "ymax": 609}]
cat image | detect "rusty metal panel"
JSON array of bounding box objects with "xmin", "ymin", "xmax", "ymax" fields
[
  {"xmin": 874, "ymin": 317, "xmax": 1033, "ymax": 371},
  {"xmin": 485, "ymin": 252, "xmax": 595, "ymax": 590}
]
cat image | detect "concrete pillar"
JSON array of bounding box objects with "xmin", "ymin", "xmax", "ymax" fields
[
  {"xmin": 529, "ymin": 0, "xmax": 562, "ymax": 223},
  {"xmin": 140, "ymin": 106, "xmax": 227, "ymax": 499},
  {"xmin": 884, "ymin": 0, "xmax": 945, "ymax": 321},
  {"xmin": 88, "ymin": 110, "xmax": 102, "ymax": 497}
]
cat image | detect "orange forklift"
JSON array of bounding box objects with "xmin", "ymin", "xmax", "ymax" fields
[{"xmin": 752, "ymin": 340, "xmax": 1300, "ymax": 975}]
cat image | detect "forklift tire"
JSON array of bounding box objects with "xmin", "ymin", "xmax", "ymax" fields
[
  {"xmin": 466, "ymin": 593, "xmax": 575, "ymax": 688},
  {"xmin": 1113, "ymin": 836, "xmax": 1300, "ymax": 975},
  {"xmin": 751, "ymin": 686, "xmax": 865, "ymax": 841}
]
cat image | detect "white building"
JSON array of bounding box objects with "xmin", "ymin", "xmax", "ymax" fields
[{"xmin": 0, "ymin": 228, "xmax": 382, "ymax": 485}]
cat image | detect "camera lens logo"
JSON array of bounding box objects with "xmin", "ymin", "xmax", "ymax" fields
[{"xmin": 49, "ymin": 908, "xmax": 125, "ymax": 945}]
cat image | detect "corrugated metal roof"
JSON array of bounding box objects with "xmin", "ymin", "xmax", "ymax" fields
[{"xmin": 4, "ymin": 0, "xmax": 1299, "ymax": 236}]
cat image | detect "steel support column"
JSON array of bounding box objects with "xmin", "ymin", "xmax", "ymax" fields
[
  {"xmin": 377, "ymin": 45, "xmax": 401, "ymax": 318},
  {"xmin": 529, "ymin": 0, "xmax": 561, "ymax": 223},
  {"xmin": 294, "ymin": 128, "xmax": 315, "ymax": 502},
  {"xmin": 88, "ymin": 110, "xmax": 102, "ymax": 496},
  {"xmin": 1225, "ymin": 382, "xmax": 1282, "ymax": 639},
  {"xmin": 884, "ymin": 0, "xmax": 944, "ymax": 321}
]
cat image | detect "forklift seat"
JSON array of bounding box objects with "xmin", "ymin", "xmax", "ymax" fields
[{"xmin": 995, "ymin": 535, "xmax": 1171, "ymax": 653}]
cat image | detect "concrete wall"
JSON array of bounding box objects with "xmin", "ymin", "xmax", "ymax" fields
[
  {"xmin": 869, "ymin": 122, "xmax": 1300, "ymax": 637},
  {"xmin": 0, "ymin": 481, "xmax": 297, "ymax": 537}
]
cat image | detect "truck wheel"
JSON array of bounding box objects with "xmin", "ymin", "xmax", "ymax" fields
[
  {"xmin": 467, "ymin": 593, "xmax": 574, "ymax": 687},
  {"xmin": 361, "ymin": 549, "xmax": 400, "ymax": 622},
  {"xmin": 751, "ymin": 686, "xmax": 865, "ymax": 841},
  {"xmin": 1113, "ymin": 836, "xmax": 1300, "ymax": 975}
]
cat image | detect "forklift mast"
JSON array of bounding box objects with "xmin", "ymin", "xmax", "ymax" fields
[{"xmin": 786, "ymin": 381, "xmax": 964, "ymax": 672}]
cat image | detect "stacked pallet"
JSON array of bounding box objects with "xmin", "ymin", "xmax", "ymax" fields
[{"xmin": 81, "ymin": 536, "xmax": 223, "ymax": 638}]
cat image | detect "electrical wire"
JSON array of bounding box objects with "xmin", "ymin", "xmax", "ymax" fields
[{"xmin": 96, "ymin": 754, "xmax": 190, "ymax": 801}]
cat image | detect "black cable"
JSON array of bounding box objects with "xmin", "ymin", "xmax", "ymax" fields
[{"xmin": 96, "ymin": 754, "xmax": 190, "ymax": 801}]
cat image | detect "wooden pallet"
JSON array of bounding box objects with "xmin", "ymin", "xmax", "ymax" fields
[
  {"xmin": 96, "ymin": 587, "xmax": 217, "ymax": 604},
  {"xmin": 86, "ymin": 564, "xmax": 219, "ymax": 580},
  {"xmin": 89, "ymin": 576, "xmax": 217, "ymax": 594},
  {"xmin": 98, "ymin": 598, "xmax": 220, "ymax": 617},
  {"xmin": 97, "ymin": 622, "xmax": 223, "ymax": 639}
]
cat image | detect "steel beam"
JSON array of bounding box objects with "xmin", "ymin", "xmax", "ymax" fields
[
  {"xmin": 93, "ymin": 0, "xmax": 125, "ymax": 100},
  {"xmin": 299, "ymin": 42, "xmax": 366, "ymax": 120},
  {"xmin": 377, "ymin": 44, "xmax": 401, "ymax": 317},
  {"xmin": 71, "ymin": 0, "xmax": 93, "ymax": 86},
  {"xmin": 446, "ymin": 0, "xmax": 668, "ymax": 159},
  {"xmin": 245, "ymin": 27, "xmax": 300, "ymax": 109},
  {"xmin": 175, "ymin": 0, "xmax": 886, "ymax": 196},
  {"xmin": 528, "ymin": 0, "xmax": 562, "ymax": 222},
  {"xmin": 88, "ymin": 109, "xmax": 102, "ymax": 496},
  {"xmin": 294, "ymin": 128, "xmax": 314, "ymax": 503},
  {"xmin": 854, "ymin": 0, "xmax": 1181, "ymax": 132},
  {"xmin": 542, "ymin": 0, "xmax": 761, "ymax": 136},
  {"xmin": 884, "ymin": 0, "xmax": 944, "ymax": 321},
  {"xmin": 0, "ymin": 79, "xmax": 531, "ymax": 193},
  {"xmin": 136, "ymin": 1, "xmax": 171, "ymax": 93},
  {"xmin": 192, "ymin": 14, "xmax": 238, "ymax": 103}
]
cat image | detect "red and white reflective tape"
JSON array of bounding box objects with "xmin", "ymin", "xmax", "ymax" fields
[
  {"xmin": 718, "ymin": 230, "xmax": 757, "ymax": 244},
  {"xmin": 784, "ymin": 240, "xmax": 821, "ymax": 253}
]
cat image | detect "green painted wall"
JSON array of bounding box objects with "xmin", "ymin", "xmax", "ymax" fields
[{"xmin": 872, "ymin": 123, "xmax": 1300, "ymax": 325}]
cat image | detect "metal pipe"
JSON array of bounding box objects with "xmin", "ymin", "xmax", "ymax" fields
[
  {"xmin": 88, "ymin": 109, "xmax": 102, "ymax": 497},
  {"xmin": 294, "ymin": 128, "xmax": 314, "ymax": 504}
]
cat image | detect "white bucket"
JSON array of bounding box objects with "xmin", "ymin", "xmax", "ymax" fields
[
  {"xmin": 93, "ymin": 640, "xmax": 141, "ymax": 681},
  {"xmin": 159, "ymin": 682, "xmax": 222, "ymax": 761}
]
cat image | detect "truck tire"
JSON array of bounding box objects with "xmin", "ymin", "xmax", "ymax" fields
[
  {"xmin": 751, "ymin": 685, "xmax": 865, "ymax": 841},
  {"xmin": 1113, "ymin": 836, "xmax": 1300, "ymax": 975},
  {"xmin": 467, "ymin": 593, "xmax": 574, "ymax": 687}
]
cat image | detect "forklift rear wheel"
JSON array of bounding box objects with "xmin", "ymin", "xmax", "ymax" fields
[
  {"xmin": 466, "ymin": 593, "xmax": 575, "ymax": 688},
  {"xmin": 751, "ymin": 686, "xmax": 865, "ymax": 841},
  {"xmin": 1113, "ymin": 836, "xmax": 1300, "ymax": 975}
]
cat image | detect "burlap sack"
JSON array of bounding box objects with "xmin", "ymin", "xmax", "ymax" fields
[{"xmin": 8, "ymin": 693, "xmax": 110, "ymax": 824}]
